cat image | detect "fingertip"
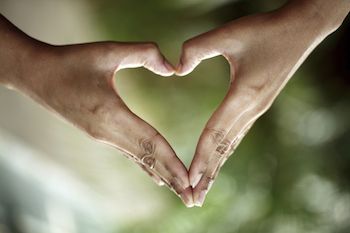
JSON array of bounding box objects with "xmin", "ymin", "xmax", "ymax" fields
[
  {"xmin": 180, "ymin": 186, "xmax": 194, "ymax": 208},
  {"xmin": 175, "ymin": 62, "xmax": 183, "ymax": 75},
  {"xmin": 194, "ymin": 190, "xmax": 206, "ymax": 207},
  {"xmin": 150, "ymin": 65, "xmax": 174, "ymax": 77},
  {"xmin": 192, "ymin": 181, "xmax": 208, "ymax": 207},
  {"xmin": 175, "ymin": 53, "xmax": 189, "ymax": 76},
  {"xmin": 175, "ymin": 65, "xmax": 191, "ymax": 77},
  {"xmin": 164, "ymin": 60, "xmax": 175, "ymax": 73},
  {"xmin": 161, "ymin": 70, "xmax": 175, "ymax": 77}
]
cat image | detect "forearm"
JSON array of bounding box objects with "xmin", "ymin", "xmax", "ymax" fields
[{"xmin": 0, "ymin": 14, "xmax": 44, "ymax": 88}]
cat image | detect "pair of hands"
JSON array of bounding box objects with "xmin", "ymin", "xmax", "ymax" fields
[{"xmin": 1, "ymin": 0, "xmax": 349, "ymax": 207}]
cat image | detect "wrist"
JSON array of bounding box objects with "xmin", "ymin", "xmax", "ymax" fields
[
  {"xmin": 280, "ymin": 0, "xmax": 350, "ymax": 36},
  {"xmin": 0, "ymin": 15, "xmax": 34, "ymax": 87},
  {"xmin": 1, "ymin": 41, "xmax": 36, "ymax": 88}
]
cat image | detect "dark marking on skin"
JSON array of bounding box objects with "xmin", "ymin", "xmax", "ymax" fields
[
  {"xmin": 140, "ymin": 139, "xmax": 154, "ymax": 155},
  {"xmin": 141, "ymin": 155, "xmax": 156, "ymax": 169},
  {"xmin": 204, "ymin": 175, "xmax": 215, "ymax": 189},
  {"xmin": 138, "ymin": 138, "xmax": 157, "ymax": 168},
  {"xmin": 216, "ymin": 139, "xmax": 231, "ymax": 155}
]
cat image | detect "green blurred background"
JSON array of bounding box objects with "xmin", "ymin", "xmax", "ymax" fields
[{"xmin": 0, "ymin": 0, "xmax": 349, "ymax": 233}]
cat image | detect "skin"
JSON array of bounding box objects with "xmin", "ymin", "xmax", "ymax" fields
[
  {"xmin": 0, "ymin": 14, "xmax": 194, "ymax": 207},
  {"xmin": 1, "ymin": 0, "xmax": 349, "ymax": 208},
  {"xmin": 176, "ymin": 0, "xmax": 350, "ymax": 206}
]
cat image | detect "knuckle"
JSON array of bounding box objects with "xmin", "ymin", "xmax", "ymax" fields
[
  {"xmin": 142, "ymin": 42, "xmax": 159, "ymax": 53},
  {"xmin": 206, "ymin": 128, "xmax": 227, "ymax": 145}
]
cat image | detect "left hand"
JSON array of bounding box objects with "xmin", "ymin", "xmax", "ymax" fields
[{"xmin": 176, "ymin": 0, "xmax": 349, "ymax": 206}]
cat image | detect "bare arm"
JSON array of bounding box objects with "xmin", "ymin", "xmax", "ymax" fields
[
  {"xmin": 0, "ymin": 14, "xmax": 194, "ymax": 207},
  {"xmin": 177, "ymin": 0, "xmax": 350, "ymax": 207}
]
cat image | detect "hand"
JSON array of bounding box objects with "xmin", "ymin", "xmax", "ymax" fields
[
  {"xmin": 176, "ymin": 0, "xmax": 350, "ymax": 206},
  {"xmin": 32, "ymin": 42, "xmax": 195, "ymax": 206},
  {"xmin": 0, "ymin": 14, "xmax": 194, "ymax": 206}
]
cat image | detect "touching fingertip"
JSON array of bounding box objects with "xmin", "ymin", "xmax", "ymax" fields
[
  {"xmin": 180, "ymin": 186, "xmax": 194, "ymax": 208},
  {"xmin": 195, "ymin": 190, "xmax": 207, "ymax": 207},
  {"xmin": 164, "ymin": 60, "xmax": 175, "ymax": 72},
  {"xmin": 175, "ymin": 63, "xmax": 188, "ymax": 77}
]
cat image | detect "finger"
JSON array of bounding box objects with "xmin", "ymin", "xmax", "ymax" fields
[
  {"xmin": 101, "ymin": 102, "xmax": 194, "ymax": 207},
  {"xmin": 192, "ymin": 121, "xmax": 254, "ymax": 207},
  {"xmin": 136, "ymin": 132, "xmax": 194, "ymax": 207},
  {"xmin": 188, "ymin": 90, "xmax": 252, "ymax": 188},
  {"xmin": 116, "ymin": 42, "xmax": 175, "ymax": 76},
  {"xmin": 176, "ymin": 32, "xmax": 222, "ymax": 76}
]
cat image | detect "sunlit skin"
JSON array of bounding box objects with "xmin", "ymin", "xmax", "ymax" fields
[
  {"xmin": 176, "ymin": 0, "xmax": 350, "ymax": 206},
  {"xmin": 0, "ymin": 15, "xmax": 194, "ymax": 207}
]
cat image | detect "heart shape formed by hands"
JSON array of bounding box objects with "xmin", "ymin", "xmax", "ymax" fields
[
  {"xmin": 124, "ymin": 10, "xmax": 321, "ymax": 207},
  {"xmin": 116, "ymin": 51, "xmax": 230, "ymax": 207},
  {"xmin": 49, "ymin": 12, "xmax": 326, "ymax": 208},
  {"xmin": 0, "ymin": 3, "xmax": 343, "ymax": 209}
]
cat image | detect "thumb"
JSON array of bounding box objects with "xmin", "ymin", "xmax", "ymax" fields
[
  {"xmin": 176, "ymin": 34, "xmax": 221, "ymax": 76},
  {"xmin": 117, "ymin": 42, "xmax": 175, "ymax": 77}
]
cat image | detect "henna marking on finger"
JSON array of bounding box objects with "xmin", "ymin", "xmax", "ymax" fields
[
  {"xmin": 138, "ymin": 138, "xmax": 156, "ymax": 168},
  {"xmin": 202, "ymin": 175, "xmax": 215, "ymax": 191},
  {"xmin": 140, "ymin": 139, "xmax": 154, "ymax": 155},
  {"xmin": 215, "ymin": 139, "xmax": 231, "ymax": 156}
]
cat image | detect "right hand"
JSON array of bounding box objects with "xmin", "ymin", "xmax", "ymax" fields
[{"xmin": 16, "ymin": 41, "xmax": 193, "ymax": 207}]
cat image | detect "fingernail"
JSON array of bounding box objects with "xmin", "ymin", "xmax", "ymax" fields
[
  {"xmin": 195, "ymin": 190, "xmax": 207, "ymax": 207},
  {"xmin": 191, "ymin": 173, "xmax": 203, "ymax": 187},
  {"xmin": 181, "ymin": 186, "xmax": 194, "ymax": 208}
]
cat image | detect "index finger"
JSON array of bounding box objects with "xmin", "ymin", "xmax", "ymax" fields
[
  {"xmin": 97, "ymin": 99, "xmax": 193, "ymax": 207},
  {"xmin": 189, "ymin": 86, "xmax": 259, "ymax": 206}
]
